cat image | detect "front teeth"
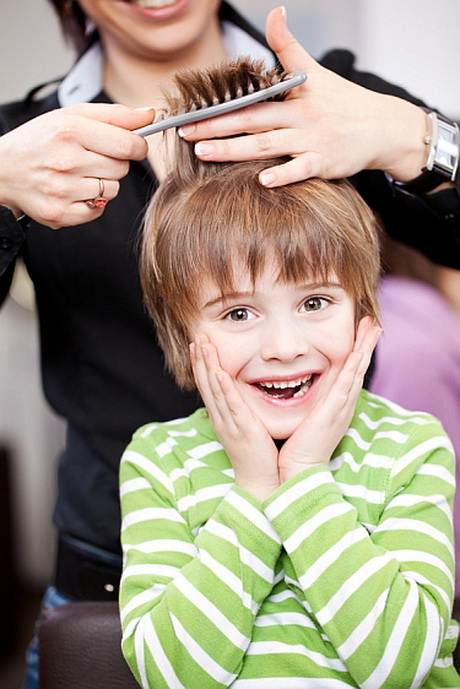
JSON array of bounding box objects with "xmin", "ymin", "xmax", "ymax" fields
[{"xmin": 262, "ymin": 376, "xmax": 311, "ymax": 390}]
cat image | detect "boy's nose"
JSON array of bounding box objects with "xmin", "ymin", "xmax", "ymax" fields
[{"xmin": 259, "ymin": 324, "xmax": 307, "ymax": 363}]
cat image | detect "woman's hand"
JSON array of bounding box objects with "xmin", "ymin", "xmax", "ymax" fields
[
  {"xmin": 181, "ymin": 7, "xmax": 428, "ymax": 187},
  {"xmin": 278, "ymin": 317, "xmax": 382, "ymax": 482},
  {"xmin": 191, "ymin": 334, "xmax": 280, "ymax": 501},
  {"xmin": 0, "ymin": 103, "xmax": 154, "ymax": 227}
]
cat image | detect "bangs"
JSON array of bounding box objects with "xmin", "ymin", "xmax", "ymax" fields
[{"xmin": 151, "ymin": 166, "xmax": 380, "ymax": 327}]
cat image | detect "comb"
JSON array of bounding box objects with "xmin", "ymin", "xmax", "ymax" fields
[{"xmin": 134, "ymin": 70, "xmax": 307, "ymax": 138}]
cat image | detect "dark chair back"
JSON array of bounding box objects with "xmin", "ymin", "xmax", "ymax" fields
[{"xmin": 39, "ymin": 601, "xmax": 139, "ymax": 689}]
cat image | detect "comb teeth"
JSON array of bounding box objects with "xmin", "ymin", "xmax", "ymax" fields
[{"xmin": 168, "ymin": 58, "xmax": 291, "ymax": 116}]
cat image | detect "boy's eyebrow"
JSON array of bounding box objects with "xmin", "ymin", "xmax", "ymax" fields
[{"xmin": 203, "ymin": 281, "xmax": 344, "ymax": 308}]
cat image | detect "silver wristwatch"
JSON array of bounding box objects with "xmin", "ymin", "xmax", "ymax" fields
[{"xmin": 395, "ymin": 109, "xmax": 459, "ymax": 195}]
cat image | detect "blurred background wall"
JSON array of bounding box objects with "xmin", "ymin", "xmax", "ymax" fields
[{"xmin": 0, "ymin": 0, "xmax": 459, "ymax": 588}]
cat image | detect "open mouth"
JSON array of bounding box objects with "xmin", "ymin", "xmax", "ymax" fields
[{"xmin": 253, "ymin": 375, "xmax": 314, "ymax": 400}]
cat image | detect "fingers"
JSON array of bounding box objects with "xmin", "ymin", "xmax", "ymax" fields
[
  {"xmin": 265, "ymin": 7, "xmax": 319, "ymax": 74},
  {"xmin": 56, "ymin": 110, "xmax": 149, "ymax": 162}
]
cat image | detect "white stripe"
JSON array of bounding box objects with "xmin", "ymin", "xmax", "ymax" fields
[
  {"xmin": 134, "ymin": 615, "xmax": 150, "ymax": 689},
  {"xmin": 120, "ymin": 585, "xmax": 164, "ymax": 623},
  {"xmin": 170, "ymin": 614, "xmax": 238, "ymax": 684},
  {"xmin": 173, "ymin": 574, "xmax": 249, "ymax": 650},
  {"xmin": 120, "ymin": 476, "xmax": 152, "ymax": 497},
  {"xmin": 186, "ymin": 440, "xmax": 224, "ymax": 459},
  {"xmin": 409, "ymin": 596, "xmax": 441, "ymax": 689},
  {"xmin": 141, "ymin": 614, "xmax": 186, "ymax": 689},
  {"xmin": 387, "ymin": 492, "xmax": 452, "ymax": 523},
  {"xmin": 299, "ymin": 527, "xmax": 367, "ymax": 590},
  {"xmin": 177, "ymin": 483, "xmax": 232, "ymax": 511},
  {"xmin": 266, "ymin": 589, "xmax": 301, "ymax": 604},
  {"xmin": 170, "ymin": 457, "xmax": 207, "ymax": 481},
  {"xmin": 361, "ymin": 579, "xmax": 419, "ymax": 689},
  {"xmin": 232, "ymin": 679, "xmax": 351, "ymax": 688},
  {"xmin": 122, "ymin": 563, "xmax": 180, "ymax": 581},
  {"xmin": 360, "ymin": 395, "xmax": 428, "ymax": 420},
  {"xmin": 401, "ymin": 570, "xmax": 452, "ymax": 613},
  {"xmin": 247, "ymin": 640, "xmax": 346, "ymax": 672},
  {"xmin": 138, "ymin": 423, "xmax": 160, "ymax": 438},
  {"xmin": 198, "ymin": 548, "xmax": 255, "ymax": 611},
  {"xmin": 254, "ymin": 612, "xmax": 317, "ymax": 629},
  {"xmin": 155, "ymin": 437, "xmax": 178, "ymax": 459},
  {"xmin": 121, "ymin": 450, "xmax": 174, "ymax": 492},
  {"xmin": 417, "ymin": 463, "xmax": 455, "ymax": 487},
  {"xmin": 121, "ymin": 507, "xmax": 186, "ymax": 530},
  {"xmin": 284, "ymin": 502, "xmax": 353, "ymax": 553},
  {"xmin": 336, "ymin": 481, "xmax": 385, "ymax": 504},
  {"xmin": 316, "ymin": 553, "xmax": 393, "ymax": 626},
  {"xmin": 226, "ymin": 491, "xmax": 281, "ymax": 545},
  {"xmin": 205, "ymin": 519, "xmax": 274, "ymax": 583},
  {"xmin": 123, "ymin": 539, "xmax": 197, "ymax": 558},
  {"xmin": 265, "ymin": 470, "xmax": 334, "ymax": 521},
  {"xmin": 391, "ymin": 436, "xmax": 453, "ymax": 479},
  {"xmin": 330, "ymin": 449, "xmax": 394, "ymax": 472},
  {"xmin": 358, "ymin": 411, "xmax": 426, "ymax": 430},
  {"xmin": 391, "ymin": 549, "xmax": 454, "ymax": 588},
  {"xmin": 337, "ymin": 589, "xmax": 387, "ymax": 659},
  {"xmin": 375, "ymin": 517, "xmax": 454, "ymax": 557}
]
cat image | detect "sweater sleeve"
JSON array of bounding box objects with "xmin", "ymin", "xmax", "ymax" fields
[
  {"xmin": 262, "ymin": 417, "xmax": 456, "ymax": 689},
  {"xmin": 119, "ymin": 431, "xmax": 282, "ymax": 689}
]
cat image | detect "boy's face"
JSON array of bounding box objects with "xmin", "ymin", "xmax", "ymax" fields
[{"xmin": 191, "ymin": 260, "xmax": 357, "ymax": 439}]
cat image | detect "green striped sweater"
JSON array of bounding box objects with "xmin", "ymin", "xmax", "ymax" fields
[{"xmin": 119, "ymin": 390, "xmax": 460, "ymax": 688}]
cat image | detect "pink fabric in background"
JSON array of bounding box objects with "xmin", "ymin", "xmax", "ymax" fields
[{"xmin": 370, "ymin": 275, "xmax": 460, "ymax": 596}]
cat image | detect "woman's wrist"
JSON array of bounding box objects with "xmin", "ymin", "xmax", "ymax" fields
[{"xmin": 377, "ymin": 100, "xmax": 430, "ymax": 183}]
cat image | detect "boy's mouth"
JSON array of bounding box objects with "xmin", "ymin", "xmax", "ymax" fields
[{"xmin": 253, "ymin": 375, "xmax": 314, "ymax": 400}]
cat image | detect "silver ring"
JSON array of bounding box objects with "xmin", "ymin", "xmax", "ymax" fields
[{"xmin": 86, "ymin": 178, "xmax": 108, "ymax": 209}]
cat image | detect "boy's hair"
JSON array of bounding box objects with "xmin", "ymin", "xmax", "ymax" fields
[{"xmin": 140, "ymin": 59, "xmax": 382, "ymax": 390}]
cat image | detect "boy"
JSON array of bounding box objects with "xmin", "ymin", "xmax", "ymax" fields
[{"xmin": 119, "ymin": 60, "xmax": 459, "ymax": 687}]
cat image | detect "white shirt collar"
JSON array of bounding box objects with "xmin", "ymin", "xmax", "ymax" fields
[{"xmin": 58, "ymin": 20, "xmax": 275, "ymax": 107}]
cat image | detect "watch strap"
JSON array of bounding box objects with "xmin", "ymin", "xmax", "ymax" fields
[{"xmin": 393, "ymin": 109, "xmax": 459, "ymax": 195}]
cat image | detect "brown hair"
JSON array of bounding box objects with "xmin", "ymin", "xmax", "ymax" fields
[
  {"xmin": 140, "ymin": 60, "xmax": 382, "ymax": 390},
  {"xmin": 47, "ymin": 0, "xmax": 87, "ymax": 52}
]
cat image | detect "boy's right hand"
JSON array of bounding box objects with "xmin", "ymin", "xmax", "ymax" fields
[
  {"xmin": 190, "ymin": 333, "xmax": 280, "ymax": 502},
  {"xmin": 0, "ymin": 103, "xmax": 154, "ymax": 228}
]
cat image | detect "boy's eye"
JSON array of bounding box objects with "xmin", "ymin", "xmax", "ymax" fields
[
  {"xmin": 225, "ymin": 308, "xmax": 254, "ymax": 322},
  {"xmin": 302, "ymin": 297, "xmax": 328, "ymax": 312}
]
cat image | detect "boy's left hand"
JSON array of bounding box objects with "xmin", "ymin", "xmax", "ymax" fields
[{"xmin": 278, "ymin": 318, "xmax": 381, "ymax": 483}]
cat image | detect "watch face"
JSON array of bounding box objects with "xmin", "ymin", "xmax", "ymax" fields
[{"xmin": 435, "ymin": 120, "xmax": 459, "ymax": 175}]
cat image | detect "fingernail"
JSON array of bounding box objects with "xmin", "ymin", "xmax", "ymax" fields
[
  {"xmin": 178, "ymin": 124, "xmax": 196, "ymax": 137},
  {"xmin": 195, "ymin": 142, "xmax": 215, "ymax": 156},
  {"xmin": 260, "ymin": 172, "xmax": 276, "ymax": 187},
  {"xmin": 280, "ymin": 5, "xmax": 287, "ymax": 20},
  {"xmin": 134, "ymin": 106, "xmax": 155, "ymax": 112}
]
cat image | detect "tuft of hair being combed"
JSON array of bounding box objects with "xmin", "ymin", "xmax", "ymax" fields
[{"xmin": 167, "ymin": 58, "xmax": 290, "ymax": 114}]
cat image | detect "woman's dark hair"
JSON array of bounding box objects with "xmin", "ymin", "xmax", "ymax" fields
[{"xmin": 48, "ymin": 0, "xmax": 87, "ymax": 52}]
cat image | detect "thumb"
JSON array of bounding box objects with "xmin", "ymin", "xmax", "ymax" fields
[{"xmin": 266, "ymin": 6, "xmax": 319, "ymax": 75}]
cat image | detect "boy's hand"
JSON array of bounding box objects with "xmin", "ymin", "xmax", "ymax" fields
[
  {"xmin": 190, "ymin": 334, "xmax": 280, "ymax": 501},
  {"xmin": 278, "ymin": 318, "xmax": 381, "ymax": 482}
]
